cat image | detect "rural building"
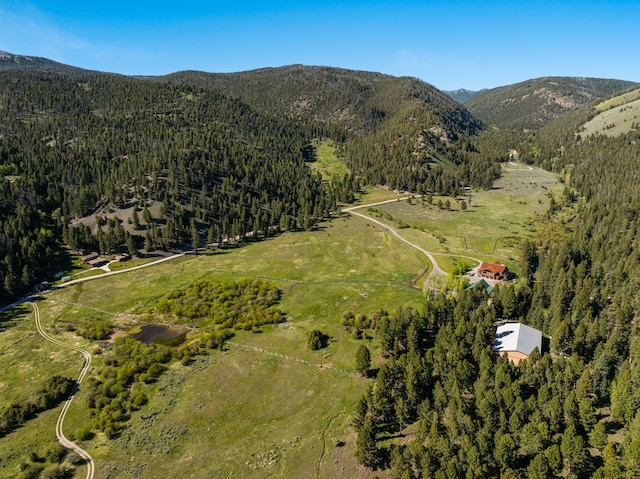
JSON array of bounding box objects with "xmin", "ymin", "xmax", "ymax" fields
[
  {"xmin": 478, "ymin": 261, "xmax": 509, "ymax": 281},
  {"xmin": 493, "ymin": 322, "xmax": 542, "ymax": 364},
  {"xmin": 80, "ymin": 252, "xmax": 99, "ymax": 264},
  {"xmin": 114, "ymin": 253, "xmax": 130, "ymax": 262},
  {"xmin": 86, "ymin": 257, "xmax": 108, "ymax": 267},
  {"xmin": 467, "ymin": 278, "xmax": 494, "ymax": 294}
]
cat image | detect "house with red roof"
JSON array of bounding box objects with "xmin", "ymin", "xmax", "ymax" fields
[{"xmin": 478, "ymin": 261, "xmax": 509, "ymax": 281}]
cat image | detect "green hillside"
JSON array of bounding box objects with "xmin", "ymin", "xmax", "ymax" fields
[
  {"xmin": 160, "ymin": 66, "xmax": 492, "ymax": 192},
  {"xmin": 464, "ymin": 76, "xmax": 638, "ymax": 128},
  {"xmin": 580, "ymin": 87, "xmax": 640, "ymax": 137},
  {"xmin": 161, "ymin": 65, "xmax": 478, "ymax": 137}
]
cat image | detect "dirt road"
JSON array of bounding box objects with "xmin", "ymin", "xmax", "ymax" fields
[
  {"xmin": 30, "ymin": 301, "xmax": 95, "ymax": 479},
  {"xmin": 342, "ymin": 197, "xmax": 448, "ymax": 277}
]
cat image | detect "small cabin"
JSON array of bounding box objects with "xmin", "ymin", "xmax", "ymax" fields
[
  {"xmin": 86, "ymin": 257, "xmax": 108, "ymax": 267},
  {"xmin": 80, "ymin": 252, "xmax": 99, "ymax": 264}
]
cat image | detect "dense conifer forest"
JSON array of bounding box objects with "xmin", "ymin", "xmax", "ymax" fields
[
  {"xmin": 161, "ymin": 66, "xmax": 498, "ymax": 191},
  {"xmin": 0, "ymin": 60, "xmax": 497, "ymax": 301},
  {"xmin": 350, "ymin": 105, "xmax": 640, "ymax": 477}
]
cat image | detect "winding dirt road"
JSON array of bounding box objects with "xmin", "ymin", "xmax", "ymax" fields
[
  {"xmin": 57, "ymin": 253, "xmax": 185, "ymax": 289},
  {"xmin": 343, "ymin": 197, "xmax": 450, "ymax": 277},
  {"xmin": 30, "ymin": 301, "xmax": 95, "ymax": 479}
]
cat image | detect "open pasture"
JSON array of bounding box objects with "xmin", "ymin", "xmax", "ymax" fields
[
  {"xmin": 362, "ymin": 162, "xmax": 560, "ymax": 270},
  {"xmin": 0, "ymin": 213, "xmax": 424, "ymax": 478}
]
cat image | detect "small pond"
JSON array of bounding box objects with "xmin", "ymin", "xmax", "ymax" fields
[{"xmin": 132, "ymin": 324, "xmax": 189, "ymax": 346}]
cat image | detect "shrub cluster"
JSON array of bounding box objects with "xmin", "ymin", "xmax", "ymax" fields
[
  {"xmin": 154, "ymin": 278, "xmax": 285, "ymax": 331},
  {"xmin": 0, "ymin": 376, "xmax": 75, "ymax": 437},
  {"xmin": 85, "ymin": 337, "xmax": 172, "ymax": 436}
]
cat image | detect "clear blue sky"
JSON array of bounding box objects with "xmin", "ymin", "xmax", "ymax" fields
[{"xmin": 1, "ymin": 0, "xmax": 638, "ymax": 91}]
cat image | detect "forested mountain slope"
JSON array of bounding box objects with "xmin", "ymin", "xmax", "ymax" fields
[
  {"xmin": 159, "ymin": 66, "xmax": 497, "ymax": 192},
  {"xmin": 464, "ymin": 76, "xmax": 638, "ymax": 129},
  {"xmin": 0, "ymin": 55, "xmax": 500, "ymax": 302},
  {"xmin": 0, "ymin": 67, "xmax": 334, "ymax": 300}
]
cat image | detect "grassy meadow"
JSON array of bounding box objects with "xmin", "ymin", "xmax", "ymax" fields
[
  {"xmin": 309, "ymin": 139, "xmax": 350, "ymax": 181},
  {"xmin": 357, "ymin": 162, "xmax": 560, "ymax": 272},
  {"xmin": 0, "ymin": 215, "xmax": 424, "ymax": 479},
  {"xmin": 581, "ymin": 87, "xmax": 640, "ymax": 137},
  {"xmin": 0, "ymin": 151, "xmax": 560, "ymax": 478}
]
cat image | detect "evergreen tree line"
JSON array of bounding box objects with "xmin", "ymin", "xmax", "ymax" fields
[
  {"xmin": 0, "ymin": 375, "xmax": 75, "ymax": 437},
  {"xmin": 353, "ymin": 128, "xmax": 640, "ymax": 477},
  {"xmin": 0, "ymin": 68, "xmax": 504, "ymax": 302}
]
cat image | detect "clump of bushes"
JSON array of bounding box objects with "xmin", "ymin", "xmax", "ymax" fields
[
  {"xmin": 75, "ymin": 318, "xmax": 112, "ymax": 340},
  {"xmin": 0, "ymin": 376, "xmax": 75, "ymax": 437},
  {"xmin": 154, "ymin": 278, "xmax": 285, "ymax": 331}
]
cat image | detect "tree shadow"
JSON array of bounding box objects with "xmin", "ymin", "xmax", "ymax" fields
[
  {"xmin": 0, "ymin": 306, "xmax": 30, "ymax": 333},
  {"xmin": 320, "ymin": 332, "xmax": 331, "ymax": 349},
  {"xmin": 366, "ymin": 367, "xmax": 380, "ymax": 379}
]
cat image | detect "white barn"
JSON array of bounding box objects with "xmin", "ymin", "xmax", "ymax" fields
[{"xmin": 493, "ymin": 322, "xmax": 542, "ymax": 364}]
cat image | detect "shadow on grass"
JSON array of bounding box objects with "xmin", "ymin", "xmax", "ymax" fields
[
  {"xmin": 0, "ymin": 306, "xmax": 30, "ymax": 332},
  {"xmin": 366, "ymin": 367, "xmax": 380, "ymax": 379}
]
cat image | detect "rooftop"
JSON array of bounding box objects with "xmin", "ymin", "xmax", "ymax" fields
[
  {"xmin": 479, "ymin": 262, "xmax": 507, "ymax": 274},
  {"xmin": 493, "ymin": 322, "xmax": 542, "ymax": 356}
]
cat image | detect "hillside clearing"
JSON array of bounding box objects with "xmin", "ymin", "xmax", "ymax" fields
[
  {"xmin": 581, "ymin": 97, "xmax": 640, "ymax": 137},
  {"xmin": 309, "ymin": 139, "xmax": 350, "ymax": 181}
]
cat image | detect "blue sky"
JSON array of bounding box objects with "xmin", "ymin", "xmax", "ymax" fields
[{"xmin": 1, "ymin": 0, "xmax": 638, "ymax": 90}]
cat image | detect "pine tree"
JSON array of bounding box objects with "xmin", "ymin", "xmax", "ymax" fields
[
  {"xmin": 356, "ymin": 416, "xmax": 379, "ymax": 469},
  {"xmin": 355, "ymin": 345, "xmax": 371, "ymax": 376},
  {"xmin": 131, "ymin": 208, "xmax": 140, "ymax": 230}
]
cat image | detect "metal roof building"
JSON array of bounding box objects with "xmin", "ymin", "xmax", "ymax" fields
[{"xmin": 493, "ymin": 322, "xmax": 542, "ymax": 364}]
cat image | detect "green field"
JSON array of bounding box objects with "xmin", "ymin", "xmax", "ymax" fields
[
  {"xmin": 309, "ymin": 139, "xmax": 350, "ymax": 181},
  {"xmin": 0, "ymin": 216, "xmax": 425, "ymax": 479},
  {"xmin": 0, "ymin": 161, "xmax": 560, "ymax": 478},
  {"xmin": 581, "ymin": 88, "xmax": 640, "ymax": 137},
  {"xmin": 595, "ymin": 87, "xmax": 640, "ymax": 112},
  {"xmin": 356, "ymin": 162, "xmax": 560, "ymax": 272}
]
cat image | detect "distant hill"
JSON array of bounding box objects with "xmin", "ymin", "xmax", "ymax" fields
[
  {"xmin": 0, "ymin": 50, "xmax": 87, "ymax": 74},
  {"xmin": 463, "ymin": 76, "xmax": 639, "ymax": 128},
  {"xmin": 444, "ymin": 88, "xmax": 483, "ymax": 103},
  {"xmin": 158, "ymin": 65, "xmax": 487, "ymax": 191},
  {"xmin": 160, "ymin": 65, "xmax": 480, "ymax": 140}
]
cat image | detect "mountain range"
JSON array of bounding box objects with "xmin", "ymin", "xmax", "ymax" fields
[{"xmin": 4, "ymin": 49, "xmax": 640, "ymax": 479}]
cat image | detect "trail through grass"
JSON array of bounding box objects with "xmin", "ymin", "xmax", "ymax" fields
[
  {"xmin": 356, "ymin": 163, "xmax": 560, "ymax": 272},
  {"xmin": 0, "ymin": 161, "xmax": 560, "ymax": 478}
]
